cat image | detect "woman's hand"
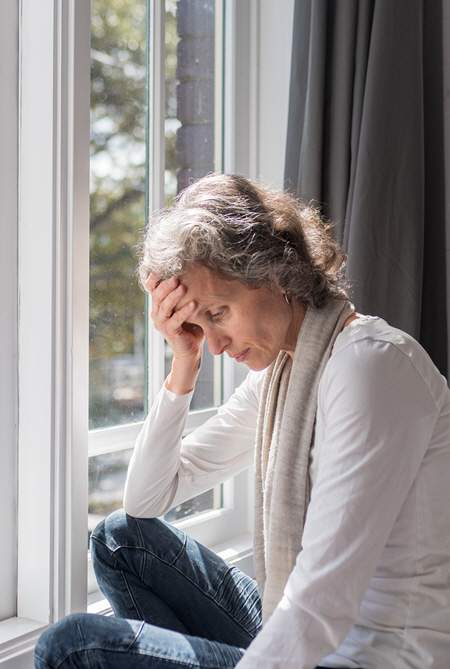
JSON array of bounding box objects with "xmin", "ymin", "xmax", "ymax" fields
[{"xmin": 145, "ymin": 272, "xmax": 205, "ymax": 361}]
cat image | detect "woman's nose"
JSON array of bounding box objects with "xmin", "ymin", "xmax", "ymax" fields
[{"xmin": 206, "ymin": 330, "xmax": 230, "ymax": 356}]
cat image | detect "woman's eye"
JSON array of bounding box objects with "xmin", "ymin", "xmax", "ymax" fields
[{"xmin": 210, "ymin": 310, "xmax": 224, "ymax": 322}]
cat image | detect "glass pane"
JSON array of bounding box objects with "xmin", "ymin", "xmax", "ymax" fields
[
  {"xmin": 89, "ymin": 0, "xmax": 148, "ymax": 429},
  {"xmin": 88, "ymin": 450, "xmax": 132, "ymax": 545},
  {"xmin": 164, "ymin": 487, "xmax": 223, "ymax": 522},
  {"xmin": 164, "ymin": 0, "xmax": 220, "ymax": 411},
  {"xmin": 88, "ymin": 450, "xmax": 224, "ymax": 544}
]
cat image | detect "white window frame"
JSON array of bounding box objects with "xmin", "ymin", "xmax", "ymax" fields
[
  {"xmin": 0, "ymin": 0, "xmax": 91, "ymax": 659},
  {"xmin": 86, "ymin": 0, "xmax": 258, "ymax": 601},
  {"xmin": 0, "ymin": 0, "xmax": 19, "ymax": 634},
  {"xmin": 0, "ymin": 0, "xmax": 260, "ymax": 663}
]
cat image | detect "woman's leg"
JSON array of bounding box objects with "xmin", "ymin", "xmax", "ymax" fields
[
  {"xmin": 34, "ymin": 614, "xmax": 359, "ymax": 669},
  {"xmin": 34, "ymin": 611, "xmax": 247, "ymax": 669},
  {"xmin": 89, "ymin": 508, "xmax": 262, "ymax": 647},
  {"xmin": 34, "ymin": 509, "xmax": 355, "ymax": 668}
]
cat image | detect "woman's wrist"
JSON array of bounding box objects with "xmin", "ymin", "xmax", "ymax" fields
[{"xmin": 164, "ymin": 354, "xmax": 202, "ymax": 395}]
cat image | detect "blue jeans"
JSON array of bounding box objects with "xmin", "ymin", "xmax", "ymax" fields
[{"xmin": 34, "ymin": 508, "xmax": 337, "ymax": 668}]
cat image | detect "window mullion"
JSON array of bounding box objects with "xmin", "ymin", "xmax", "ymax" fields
[
  {"xmin": 59, "ymin": 0, "xmax": 91, "ymax": 621},
  {"xmin": 215, "ymin": 0, "xmax": 225, "ymax": 174},
  {"xmin": 148, "ymin": 0, "xmax": 167, "ymax": 406}
]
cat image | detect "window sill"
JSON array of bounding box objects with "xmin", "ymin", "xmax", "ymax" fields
[{"xmin": 0, "ymin": 618, "xmax": 47, "ymax": 662}]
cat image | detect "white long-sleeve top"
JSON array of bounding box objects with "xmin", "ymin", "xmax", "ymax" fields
[{"xmin": 123, "ymin": 315, "xmax": 450, "ymax": 669}]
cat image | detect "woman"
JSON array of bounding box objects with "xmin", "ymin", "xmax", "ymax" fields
[{"xmin": 35, "ymin": 173, "xmax": 450, "ymax": 669}]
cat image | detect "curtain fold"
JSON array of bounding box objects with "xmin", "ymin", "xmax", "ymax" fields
[{"xmin": 284, "ymin": 0, "xmax": 449, "ymax": 376}]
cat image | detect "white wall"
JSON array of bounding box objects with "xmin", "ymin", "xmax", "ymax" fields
[
  {"xmin": 0, "ymin": 0, "xmax": 18, "ymax": 623},
  {"xmin": 257, "ymin": 0, "xmax": 295, "ymax": 189}
]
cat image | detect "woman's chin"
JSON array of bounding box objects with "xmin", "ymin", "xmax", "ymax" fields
[{"xmin": 246, "ymin": 355, "xmax": 273, "ymax": 371}]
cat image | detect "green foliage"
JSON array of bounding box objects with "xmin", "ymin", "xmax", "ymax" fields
[
  {"xmin": 89, "ymin": 0, "xmax": 152, "ymax": 428},
  {"xmin": 89, "ymin": 0, "xmax": 196, "ymax": 426},
  {"xmin": 90, "ymin": 0, "xmax": 148, "ymax": 367},
  {"xmin": 90, "ymin": 0, "xmax": 179, "ymax": 363}
]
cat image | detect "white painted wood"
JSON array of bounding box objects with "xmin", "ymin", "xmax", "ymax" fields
[
  {"xmin": 0, "ymin": 0, "xmax": 19, "ymax": 624},
  {"xmin": 148, "ymin": 0, "xmax": 167, "ymax": 404},
  {"xmin": 88, "ymin": 405, "xmax": 219, "ymax": 457},
  {"xmin": 18, "ymin": 0, "xmax": 55, "ymax": 624},
  {"xmin": 0, "ymin": 636, "xmax": 39, "ymax": 668},
  {"xmin": 0, "ymin": 620, "xmax": 45, "ymax": 650},
  {"xmin": 149, "ymin": 0, "xmax": 166, "ymax": 214},
  {"xmin": 60, "ymin": 0, "xmax": 91, "ymax": 619},
  {"xmin": 17, "ymin": 0, "xmax": 90, "ymax": 627}
]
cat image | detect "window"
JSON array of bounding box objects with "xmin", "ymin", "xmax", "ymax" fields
[
  {"xmin": 88, "ymin": 0, "xmax": 225, "ymax": 546},
  {"xmin": 86, "ymin": 0, "xmax": 252, "ymax": 603},
  {"xmin": 2, "ymin": 0, "xmax": 261, "ymax": 660}
]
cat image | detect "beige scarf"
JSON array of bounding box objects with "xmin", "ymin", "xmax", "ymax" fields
[{"xmin": 253, "ymin": 297, "xmax": 355, "ymax": 623}]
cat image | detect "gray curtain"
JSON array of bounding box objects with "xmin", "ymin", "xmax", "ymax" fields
[{"xmin": 284, "ymin": 0, "xmax": 449, "ymax": 377}]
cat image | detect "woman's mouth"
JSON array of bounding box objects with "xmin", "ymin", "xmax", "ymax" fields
[{"xmin": 235, "ymin": 348, "xmax": 250, "ymax": 362}]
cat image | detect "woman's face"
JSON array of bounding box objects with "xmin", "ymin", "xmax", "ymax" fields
[{"xmin": 177, "ymin": 264, "xmax": 305, "ymax": 370}]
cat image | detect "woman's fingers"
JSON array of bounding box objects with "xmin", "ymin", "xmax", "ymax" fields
[
  {"xmin": 146, "ymin": 271, "xmax": 174, "ymax": 293},
  {"xmin": 166, "ymin": 301, "xmax": 197, "ymax": 334},
  {"xmin": 148, "ymin": 274, "xmax": 193, "ymax": 330},
  {"xmin": 150, "ymin": 276, "xmax": 178, "ymax": 309},
  {"xmin": 145, "ymin": 274, "xmax": 202, "ymax": 356},
  {"xmin": 159, "ymin": 284, "xmax": 186, "ymax": 319},
  {"xmin": 145, "ymin": 272, "xmax": 160, "ymax": 292}
]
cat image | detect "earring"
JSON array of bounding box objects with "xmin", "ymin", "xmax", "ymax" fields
[{"xmin": 283, "ymin": 292, "xmax": 291, "ymax": 305}]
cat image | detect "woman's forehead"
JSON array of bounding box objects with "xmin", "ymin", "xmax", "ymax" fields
[
  {"xmin": 180, "ymin": 265, "xmax": 236, "ymax": 299},
  {"xmin": 176, "ymin": 266, "xmax": 238, "ymax": 318}
]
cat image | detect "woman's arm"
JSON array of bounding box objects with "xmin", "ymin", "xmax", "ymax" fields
[
  {"xmin": 234, "ymin": 339, "xmax": 440, "ymax": 669},
  {"xmin": 123, "ymin": 368, "xmax": 264, "ymax": 518}
]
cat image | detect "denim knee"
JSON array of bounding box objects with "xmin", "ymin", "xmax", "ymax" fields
[
  {"xmin": 34, "ymin": 612, "xmax": 90, "ymax": 668},
  {"xmin": 91, "ymin": 508, "xmax": 146, "ymax": 556},
  {"xmin": 90, "ymin": 508, "xmax": 132, "ymax": 550},
  {"xmin": 92, "ymin": 509, "xmax": 184, "ymax": 553},
  {"xmin": 90, "ymin": 509, "xmax": 136, "ymax": 575}
]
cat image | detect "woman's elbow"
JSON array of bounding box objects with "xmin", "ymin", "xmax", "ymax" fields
[{"xmin": 122, "ymin": 492, "xmax": 169, "ymax": 519}]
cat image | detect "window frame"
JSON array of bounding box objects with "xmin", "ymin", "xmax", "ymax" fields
[
  {"xmin": 0, "ymin": 0, "xmax": 19, "ymax": 630},
  {"xmin": 86, "ymin": 0, "xmax": 252, "ymax": 601},
  {"xmin": 0, "ymin": 0, "xmax": 91, "ymax": 655},
  {"xmin": 0, "ymin": 0, "xmax": 260, "ymax": 660}
]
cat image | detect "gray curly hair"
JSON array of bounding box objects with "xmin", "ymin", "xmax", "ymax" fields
[{"xmin": 137, "ymin": 172, "xmax": 352, "ymax": 308}]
